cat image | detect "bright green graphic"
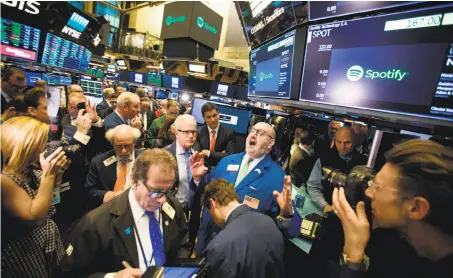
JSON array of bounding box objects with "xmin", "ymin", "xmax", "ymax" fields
[
  {"xmin": 196, "ymin": 16, "xmax": 217, "ymax": 34},
  {"xmin": 166, "ymin": 15, "xmax": 186, "ymax": 26},
  {"xmin": 260, "ymin": 72, "xmax": 273, "ymax": 81},
  {"xmin": 347, "ymin": 65, "xmax": 409, "ymax": 82}
]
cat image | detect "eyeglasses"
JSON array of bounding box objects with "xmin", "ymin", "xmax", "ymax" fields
[
  {"xmin": 367, "ymin": 180, "xmax": 400, "ymax": 193},
  {"xmin": 142, "ymin": 182, "xmax": 173, "ymax": 199},
  {"xmin": 178, "ymin": 129, "xmax": 197, "ymax": 137},
  {"xmin": 114, "ymin": 144, "xmax": 134, "ymax": 150},
  {"xmin": 250, "ymin": 128, "xmax": 274, "ymax": 139}
]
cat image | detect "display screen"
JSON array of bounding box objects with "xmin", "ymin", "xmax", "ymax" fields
[
  {"xmin": 300, "ymin": 4, "xmax": 453, "ymax": 121},
  {"xmin": 86, "ymin": 67, "xmax": 104, "ymax": 78},
  {"xmin": 162, "ymin": 74, "xmax": 183, "ymax": 89},
  {"xmin": 42, "ymin": 74, "xmax": 72, "ymax": 86},
  {"xmin": 41, "ymin": 33, "xmax": 92, "ymax": 71},
  {"xmin": 237, "ymin": 1, "xmax": 296, "ymax": 48},
  {"xmin": 309, "ymin": 1, "xmax": 417, "ymax": 21},
  {"xmin": 162, "ymin": 267, "xmax": 199, "ymax": 276},
  {"xmin": 249, "ymin": 29, "xmax": 296, "ymax": 99},
  {"xmin": 118, "ymin": 71, "xmax": 145, "ymax": 84},
  {"xmin": 1, "ymin": 18, "xmax": 40, "ymax": 61},
  {"xmin": 80, "ymin": 79, "xmax": 102, "ymax": 96},
  {"xmin": 147, "ymin": 72, "xmax": 162, "ymax": 86},
  {"xmin": 189, "ymin": 1, "xmax": 223, "ymax": 50},
  {"xmin": 24, "ymin": 71, "xmax": 42, "ymax": 86}
]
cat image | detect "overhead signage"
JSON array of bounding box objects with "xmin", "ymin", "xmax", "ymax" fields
[
  {"xmin": 1, "ymin": 0, "xmax": 40, "ymax": 15},
  {"xmin": 196, "ymin": 16, "xmax": 217, "ymax": 34},
  {"xmin": 166, "ymin": 15, "xmax": 187, "ymax": 26},
  {"xmin": 62, "ymin": 12, "xmax": 90, "ymax": 39}
]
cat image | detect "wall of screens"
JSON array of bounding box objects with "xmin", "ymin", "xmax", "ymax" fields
[
  {"xmin": 299, "ymin": 4, "xmax": 453, "ymax": 122},
  {"xmin": 1, "ymin": 18, "xmax": 40, "ymax": 61}
]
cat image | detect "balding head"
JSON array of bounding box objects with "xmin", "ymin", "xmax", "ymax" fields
[
  {"xmin": 68, "ymin": 84, "xmax": 83, "ymax": 94},
  {"xmin": 335, "ymin": 126, "xmax": 356, "ymax": 157},
  {"xmin": 174, "ymin": 115, "xmax": 197, "ymax": 150},
  {"xmin": 105, "ymin": 125, "xmax": 141, "ymax": 162},
  {"xmin": 34, "ymin": 80, "xmax": 48, "ymax": 89},
  {"xmin": 246, "ymin": 122, "xmax": 275, "ymax": 158}
]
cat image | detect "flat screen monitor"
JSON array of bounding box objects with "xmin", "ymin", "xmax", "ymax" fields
[
  {"xmin": 118, "ymin": 71, "xmax": 145, "ymax": 84},
  {"xmin": 236, "ymin": 1, "xmax": 297, "ymax": 48},
  {"xmin": 80, "ymin": 79, "xmax": 102, "ymax": 96},
  {"xmin": 41, "ymin": 33, "xmax": 92, "ymax": 71},
  {"xmin": 24, "ymin": 71, "xmax": 42, "ymax": 86},
  {"xmin": 249, "ymin": 29, "xmax": 296, "ymax": 99},
  {"xmin": 162, "ymin": 74, "xmax": 183, "ymax": 89},
  {"xmin": 116, "ymin": 59, "xmax": 126, "ymax": 66},
  {"xmin": 42, "ymin": 74, "xmax": 72, "ymax": 86},
  {"xmin": 309, "ymin": 1, "xmax": 418, "ymax": 21},
  {"xmin": 1, "ymin": 18, "xmax": 40, "ymax": 61},
  {"xmin": 300, "ymin": 4, "xmax": 453, "ymax": 122},
  {"xmin": 156, "ymin": 90, "xmax": 169, "ymax": 99},
  {"xmin": 147, "ymin": 72, "xmax": 162, "ymax": 87},
  {"xmin": 86, "ymin": 67, "xmax": 104, "ymax": 78},
  {"xmin": 191, "ymin": 98, "xmax": 251, "ymax": 134}
]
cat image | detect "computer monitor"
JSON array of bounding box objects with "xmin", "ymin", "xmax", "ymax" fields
[
  {"xmin": 1, "ymin": 18, "xmax": 40, "ymax": 62},
  {"xmin": 24, "ymin": 71, "xmax": 42, "ymax": 86}
]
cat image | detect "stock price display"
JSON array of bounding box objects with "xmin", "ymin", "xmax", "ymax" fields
[
  {"xmin": 41, "ymin": 33, "xmax": 90, "ymax": 71},
  {"xmin": 1, "ymin": 18, "xmax": 40, "ymax": 61}
]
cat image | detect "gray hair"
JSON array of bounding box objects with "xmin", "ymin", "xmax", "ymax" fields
[
  {"xmin": 117, "ymin": 92, "xmax": 140, "ymax": 108},
  {"xmin": 105, "ymin": 124, "xmax": 141, "ymax": 143},
  {"xmin": 103, "ymin": 88, "xmax": 114, "ymax": 99},
  {"xmin": 174, "ymin": 114, "xmax": 196, "ymax": 129}
]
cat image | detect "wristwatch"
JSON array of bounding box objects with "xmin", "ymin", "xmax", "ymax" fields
[{"xmin": 339, "ymin": 253, "xmax": 370, "ymax": 272}]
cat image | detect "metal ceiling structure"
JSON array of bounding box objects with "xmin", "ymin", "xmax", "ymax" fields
[{"xmin": 100, "ymin": 1, "xmax": 166, "ymax": 14}]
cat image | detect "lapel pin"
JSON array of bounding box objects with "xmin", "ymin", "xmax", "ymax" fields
[
  {"xmin": 165, "ymin": 221, "xmax": 169, "ymax": 226},
  {"xmin": 254, "ymin": 169, "xmax": 261, "ymax": 175},
  {"xmin": 125, "ymin": 227, "xmax": 132, "ymax": 235}
]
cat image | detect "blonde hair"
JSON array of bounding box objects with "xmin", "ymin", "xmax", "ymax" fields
[
  {"xmin": 117, "ymin": 92, "xmax": 139, "ymax": 108},
  {"xmin": 1, "ymin": 116, "xmax": 49, "ymax": 172}
]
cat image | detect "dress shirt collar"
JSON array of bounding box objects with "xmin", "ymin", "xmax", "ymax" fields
[
  {"xmin": 243, "ymin": 153, "xmax": 266, "ymax": 164},
  {"xmin": 129, "ymin": 188, "xmax": 147, "ymax": 224},
  {"xmin": 207, "ymin": 124, "xmax": 219, "ymax": 135},
  {"xmin": 225, "ymin": 203, "xmax": 243, "ymax": 223},
  {"xmin": 299, "ymin": 143, "xmax": 313, "ymax": 156},
  {"xmin": 114, "ymin": 110, "xmax": 127, "ymax": 123},
  {"xmin": 176, "ymin": 141, "xmax": 193, "ymax": 155}
]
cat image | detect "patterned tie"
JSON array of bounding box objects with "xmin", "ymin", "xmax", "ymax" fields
[
  {"xmin": 235, "ymin": 157, "xmax": 253, "ymax": 187},
  {"xmin": 184, "ymin": 151, "xmax": 192, "ymax": 182},
  {"xmin": 145, "ymin": 211, "xmax": 166, "ymax": 266},
  {"xmin": 113, "ymin": 163, "xmax": 127, "ymax": 192},
  {"xmin": 209, "ymin": 130, "xmax": 216, "ymax": 151}
]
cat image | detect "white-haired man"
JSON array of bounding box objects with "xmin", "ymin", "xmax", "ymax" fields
[
  {"xmin": 85, "ymin": 124, "xmax": 143, "ymax": 209},
  {"xmin": 103, "ymin": 92, "xmax": 142, "ymax": 131}
]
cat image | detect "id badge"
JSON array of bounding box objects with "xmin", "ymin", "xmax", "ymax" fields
[{"xmin": 51, "ymin": 187, "xmax": 61, "ymax": 205}]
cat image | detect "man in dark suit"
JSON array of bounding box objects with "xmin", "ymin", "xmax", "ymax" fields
[
  {"xmin": 99, "ymin": 92, "xmax": 119, "ymax": 119},
  {"xmin": 96, "ymin": 88, "xmax": 114, "ymax": 115},
  {"xmin": 314, "ymin": 120, "xmax": 343, "ymax": 158},
  {"xmin": 59, "ymin": 149, "xmax": 189, "ymax": 277},
  {"xmin": 103, "ymin": 92, "xmax": 142, "ymax": 131},
  {"xmin": 139, "ymin": 97, "xmax": 155, "ymax": 131},
  {"xmin": 195, "ymin": 102, "xmax": 236, "ymax": 168},
  {"xmin": 289, "ymin": 130, "xmax": 318, "ymax": 188},
  {"xmin": 1, "ymin": 67, "xmax": 27, "ymax": 115},
  {"xmin": 202, "ymin": 178, "xmax": 285, "ymax": 278},
  {"xmin": 85, "ymin": 125, "xmax": 142, "ymax": 209}
]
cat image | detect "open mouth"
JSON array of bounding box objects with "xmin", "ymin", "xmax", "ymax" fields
[{"xmin": 249, "ymin": 140, "xmax": 257, "ymax": 146}]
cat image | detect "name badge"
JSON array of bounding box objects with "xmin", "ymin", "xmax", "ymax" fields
[
  {"xmin": 162, "ymin": 202, "xmax": 175, "ymax": 220},
  {"xmin": 227, "ymin": 164, "xmax": 240, "ymax": 172},
  {"xmin": 51, "ymin": 187, "xmax": 61, "ymax": 205},
  {"xmin": 243, "ymin": 195, "xmax": 260, "ymax": 209},
  {"xmin": 103, "ymin": 156, "xmax": 117, "ymax": 167}
]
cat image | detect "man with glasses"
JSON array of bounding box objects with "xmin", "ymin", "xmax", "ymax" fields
[
  {"xmin": 60, "ymin": 149, "xmax": 189, "ymax": 277},
  {"xmin": 1, "ymin": 67, "xmax": 27, "ymax": 115},
  {"xmin": 84, "ymin": 125, "xmax": 143, "ymax": 209},
  {"xmin": 191, "ymin": 122, "xmax": 302, "ymax": 255}
]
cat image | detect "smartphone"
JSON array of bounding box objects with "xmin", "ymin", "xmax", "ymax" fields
[{"xmin": 77, "ymin": 102, "xmax": 86, "ymax": 114}]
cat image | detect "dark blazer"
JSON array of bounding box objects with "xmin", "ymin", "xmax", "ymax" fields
[
  {"xmin": 100, "ymin": 107, "xmax": 114, "ymax": 119},
  {"xmin": 59, "ymin": 189, "xmax": 188, "ymax": 278},
  {"xmin": 103, "ymin": 111, "xmax": 127, "ymax": 131},
  {"xmin": 85, "ymin": 149, "xmax": 142, "ymax": 209},
  {"xmin": 141, "ymin": 110, "xmax": 155, "ymax": 130},
  {"xmin": 96, "ymin": 99, "xmax": 109, "ymax": 114},
  {"xmin": 203, "ymin": 205, "xmax": 285, "ymax": 278},
  {"xmin": 1, "ymin": 93, "xmax": 9, "ymax": 114},
  {"xmin": 195, "ymin": 124, "xmax": 236, "ymax": 167},
  {"xmin": 289, "ymin": 146, "xmax": 317, "ymax": 187}
]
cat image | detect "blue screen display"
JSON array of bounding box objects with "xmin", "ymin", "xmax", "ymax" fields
[
  {"xmin": 249, "ymin": 29, "xmax": 296, "ymax": 99},
  {"xmin": 24, "ymin": 71, "xmax": 42, "ymax": 86},
  {"xmin": 163, "ymin": 267, "xmax": 199, "ymax": 276},
  {"xmin": 42, "ymin": 74, "xmax": 72, "ymax": 86},
  {"xmin": 162, "ymin": 74, "xmax": 183, "ymax": 89}
]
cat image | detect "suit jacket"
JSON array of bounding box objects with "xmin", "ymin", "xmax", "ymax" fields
[
  {"xmin": 289, "ymin": 146, "xmax": 317, "ymax": 187},
  {"xmin": 100, "ymin": 107, "xmax": 114, "ymax": 119},
  {"xmin": 203, "ymin": 205, "xmax": 285, "ymax": 278},
  {"xmin": 146, "ymin": 115, "xmax": 166, "ymax": 147},
  {"xmin": 103, "ymin": 111, "xmax": 127, "ymax": 131},
  {"xmin": 96, "ymin": 99, "xmax": 109, "ymax": 115},
  {"xmin": 85, "ymin": 149, "xmax": 142, "ymax": 209},
  {"xmin": 141, "ymin": 110, "xmax": 155, "ymax": 130},
  {"xmin": 59, "ymin": 189, "xmax": 188, "ymax": 278},
  {"xmin": 195, "ymin": 153, "xmax": 302, "ymax": 254},
  {"xmin": 194, "ymin": 124, "xmax": 236, "ymax": 167},
  {"xmin": 1, "ymin": 93, "xmax": 9, "ymax": 114}
]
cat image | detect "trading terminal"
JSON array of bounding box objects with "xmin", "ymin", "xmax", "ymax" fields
[{"xmin": 1, "ymin": 1, "xmax": 452, "ymax": 278}]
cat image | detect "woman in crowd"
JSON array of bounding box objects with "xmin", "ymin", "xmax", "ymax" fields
[
  {"xmin": 151, "ymin": 115, "xmax": 177, "ymax": 149},
  {"xmin": 1, "ymin": 116, "xmax": 69, "ymax": 277}
]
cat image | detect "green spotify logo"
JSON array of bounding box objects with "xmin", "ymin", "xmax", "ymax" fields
[
  {"xmin": 165, "ymin": 15, "xmax": 186, "ymax": 26},
  {"xmin": 260, "ymin": 72, "xmax": 273, "ymax": 81},
  {"xmin": 347, "ymin": 65, "xmax": 409, "ymax": 82},
  {"xmin": 196, "ymin": 16, "xmax": 217, "ymax": 34}
]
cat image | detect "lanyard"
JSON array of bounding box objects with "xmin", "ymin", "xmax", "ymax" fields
[{"xmin": 133, "ymin": 209, "xmax": 162, "ymax": 269}]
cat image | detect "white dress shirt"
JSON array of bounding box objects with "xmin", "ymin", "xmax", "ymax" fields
[
  {"xmin": 1, "ymin": 89, "xmax": 12, "ymax": 102},
  {"xmin": 141, "ymin": 112, "xmax": 148, "ymax": 131}
]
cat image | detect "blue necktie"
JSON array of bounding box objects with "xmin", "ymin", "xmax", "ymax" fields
[
  {"xmin": 184, "ymin": 151, "xmax": 192, "ymax": 182},
  {"xmin": 145, "ymin": 211, "xmax": 166, "ymax": 266}
]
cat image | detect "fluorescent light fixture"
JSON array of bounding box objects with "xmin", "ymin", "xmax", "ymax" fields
[
  {"xmin": 181, "ymin": 93, "xmax": 190, "ymax": 101},
  {"xmin": 146, "ymin": 65, "xmax": 161, "ymax": 69},
  {"xmin": 188, "ymin": 63, "xmax": 206, "ymax": 73},
  {"xmin": 249, "ymin": 0, "xmax": 273, "ymax": 18}
]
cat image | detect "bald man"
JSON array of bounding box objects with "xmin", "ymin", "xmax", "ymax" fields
[
  {"xmin": 307, "ymin": 126, "xmax": 368, "ymax": 214},
  {"xmin": 34, "ymin": 79, "xmax": 48, "ymax": 91},
  {"xmin": 68, "ymin": 84, "xmax": 83, "ymax": 95},
  {"xmin": 85, "ymin": 124, "xmax": 143, "ymax": 209},
  {"xmin": 191, "ymin": 122, "xmax": 302, "ymax": 254}
]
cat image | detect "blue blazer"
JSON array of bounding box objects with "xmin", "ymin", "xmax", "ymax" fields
[
  {"xmin": 195, "ymin": 153, "xmax": 302, "ymax": 254},
  {"xmin": 103, "ymin": 111, "xmax": 126, "ymax": 132}
]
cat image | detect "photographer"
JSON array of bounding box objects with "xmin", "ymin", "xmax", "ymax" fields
[
  {"xmin": 333, "ymin": 139, "xmax": 453, "ymax": 278},
  {"xmin": 1, "ymin": 117, "xmax": 69, "ymax": 277}
]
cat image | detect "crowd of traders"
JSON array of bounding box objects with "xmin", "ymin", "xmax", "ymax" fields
[{"xmin": 1, "ymin": 67, "xmax": 453, "ymax": 278}]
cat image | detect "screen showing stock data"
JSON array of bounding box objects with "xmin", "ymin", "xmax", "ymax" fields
[
  {"xmin": 249, "ymin": 29, "xmax": 296, "ymax": 99},
  {"xmin": 300, "ymin": 4, "xmax": 453, "ymax": 121},
  {"xmin": 1, "ymin": 18, "xmax": 40, "ymax": 61},
  {"xmin": 41, "ymin": 33, "xmax": 92, "ymax": 71}
]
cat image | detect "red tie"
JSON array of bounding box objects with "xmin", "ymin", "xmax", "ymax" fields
[{"xmin": 210, "ymin": 130, "xmax": 216, "ymax": 152}]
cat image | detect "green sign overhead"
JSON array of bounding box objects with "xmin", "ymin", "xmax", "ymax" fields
[
  {"xmin": 196, "ymin": 16, "xmax": 217, "ymax": 34},
  {"xmin": 166, "ymin": 15, "xmax": 187, "ymax": 26}
]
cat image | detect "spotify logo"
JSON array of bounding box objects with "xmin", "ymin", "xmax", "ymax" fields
[
  {"xmin": 196, "ymin": 16, "xmax": 217, "ymax": 34},
  {"xmin": 165, "ymin": 15, "xmax": 186, "ymax": 26},
  {"xmin": 197, "ymin": 17, "xmax": 204, "ymax": 28},
  {"xmin": 347, "ymin": 65, "xmax": 364, "ymax": 81},
  {"xmin": 260, "ymin": 72, "xmax": 273, "ymax": 81}
]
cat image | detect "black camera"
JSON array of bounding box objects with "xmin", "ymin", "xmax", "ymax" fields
[
  {"xmin": 322, "ymin": 165, "xmax": 375, "ymax": 207},
  {"xmin": 44, "ymin": 124, "xmax": 81, "ymax": 158}
]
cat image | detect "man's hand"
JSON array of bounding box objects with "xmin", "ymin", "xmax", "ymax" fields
[
  {"xmin": 75, "ymin": 110, "xmax": 92, "ymax": 134},
  {"xmin": 189, "ymin": 151, "xmax": 208, "ymax": 182},
  {"xmin": 199, "ymin": 150, "xmax": 210, "ymax": 158},
  {"xmin": 85, "ymin": 99, "xmax": 99, "ymax": 123},
  {"xmin": 130, "ymin": 116, "xmax": 142, "ymax": 129},
  {"xmin": 103, "ymin": 191, "xmax": 122, "ymax": 203},
  {"xmin": 273, "ymin": 175, "xmax": 294, "ymax": 217},
  {"xmin": 113, "ymin": 268, "xmax": 142, "ymax": 278},
  {"xmin": 332, "ymin": 187, "xmax": 370, "ymax": 263},
  {"xmin": 323, "ymin": 204, "xmax": 335, "ymax": 215}
]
